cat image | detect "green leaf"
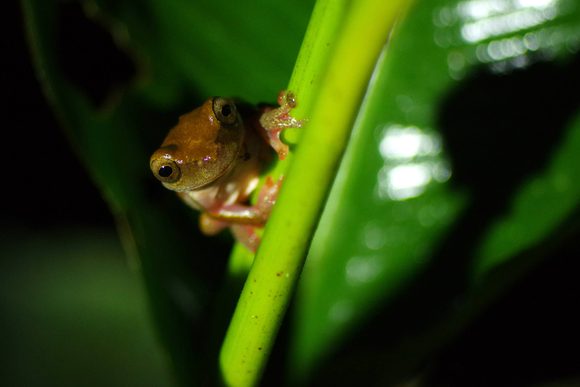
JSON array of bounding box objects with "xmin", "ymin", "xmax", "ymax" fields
[{"xmin": 291, "ymin": 0, "xmax": 580, "ymax": 383}]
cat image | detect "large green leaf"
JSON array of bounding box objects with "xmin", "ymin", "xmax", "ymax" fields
[{"xmin": 292, "ymin": 0, "xmax": 580, "ymax": 383}]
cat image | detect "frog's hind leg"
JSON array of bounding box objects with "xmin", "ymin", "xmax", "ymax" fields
[
  {"xmin": 206, "ymin": 176, "xmax": 282, "ymax": 226},
  {"xmin": 204, "ymin": 177, "xmax": 282, "ymax": 251},
  {"xmin": 227, "ymin": 177, "xmax": 281, "ymax": 252},
  {"xmin": 201, "ymin": 213, "xmax": 260, "ymax": 252}
]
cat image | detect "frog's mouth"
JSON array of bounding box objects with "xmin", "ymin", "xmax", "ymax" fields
[{"xmin": 190, "ymin": 151, "xmax": 239, "ymax": 191}]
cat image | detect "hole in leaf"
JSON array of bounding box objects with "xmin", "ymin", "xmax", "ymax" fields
[{"xmin": 57, "ymin": 1, "xmax": 136, "ymax": 107}]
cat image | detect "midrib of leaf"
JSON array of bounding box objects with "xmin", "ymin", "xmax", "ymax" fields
[{"xmin": 219, "ymin": 1, "xmax": 413, "ymax": 386}]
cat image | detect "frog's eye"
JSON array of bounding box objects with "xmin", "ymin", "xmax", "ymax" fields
[
  {"xmin": 212, "ymin": 97, "xmax": 238, "ymax": 126},
  {"xmin": 151, "ymin": 158, "xmax": 181, "ymax": 184}
]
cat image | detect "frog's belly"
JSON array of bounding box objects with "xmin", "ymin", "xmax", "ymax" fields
[{"xmin": 183, "ymin": 185, "xmax": 224, "ymax": 211}]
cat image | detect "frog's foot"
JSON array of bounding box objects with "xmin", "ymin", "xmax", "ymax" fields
[
  {"xmin": 231, "ymin": 225, "xmax": 260, "ymax": 252},
  {"xmin": 263, "ymin": 126, "xmax": 288, "ymax": 160},
  {"xmin": 259, "ymin": 90, "xmax": 304, "ymax": 160}
]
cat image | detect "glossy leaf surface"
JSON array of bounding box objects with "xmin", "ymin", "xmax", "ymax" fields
[{"xmin": 292, "ymin": 0, "xmax": 580, "ymax": 383}]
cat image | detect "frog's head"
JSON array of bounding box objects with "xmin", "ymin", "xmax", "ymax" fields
[{"xmin": 150, "ymin": 97, "xmax": 245, "ymax": 192}]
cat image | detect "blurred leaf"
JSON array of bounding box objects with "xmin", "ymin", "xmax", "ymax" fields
[{"xmin": 0, "ymin": 229, "xmax": 174, "ymax": 387}]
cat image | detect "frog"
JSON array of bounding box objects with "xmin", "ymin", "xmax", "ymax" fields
[{"xmin": 149, "ymin": 92, "xmax": 301, "ymax": 252}]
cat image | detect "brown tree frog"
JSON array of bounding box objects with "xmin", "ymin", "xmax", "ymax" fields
[{"xmin": 150, "ymin": 92, "xmax": 301, "ymax": 251}]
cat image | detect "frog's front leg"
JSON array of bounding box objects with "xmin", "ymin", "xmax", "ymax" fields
[{"xmin": 259, "ymin": 91, "xmax": 304, "ymax": 160}]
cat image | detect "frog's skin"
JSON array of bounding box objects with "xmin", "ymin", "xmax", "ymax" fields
[{"xmin": 150, "ymin": 96, "xmax": 298, "ymax": 251}]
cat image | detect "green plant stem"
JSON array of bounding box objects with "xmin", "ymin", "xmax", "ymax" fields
[
  {"xmin": 224, "ymin": 0, "xmax": 348, "ymax": 279},
  {"xmin": 219, "ymin": 1, "xmax": 411, "ymax": 385}
]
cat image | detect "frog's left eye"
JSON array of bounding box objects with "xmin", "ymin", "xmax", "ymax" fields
[{"xmin": 212, "ymin": 97, "xmax": 238, "ymax": 126}]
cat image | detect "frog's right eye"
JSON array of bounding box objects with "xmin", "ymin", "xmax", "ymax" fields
[
  {"xmin": 151, "ymin": 158, "xmax": 181, "ymax": 184},
  {"xmin": 212, "ymin": 97, "xmax": 238, "ymax": 126}
]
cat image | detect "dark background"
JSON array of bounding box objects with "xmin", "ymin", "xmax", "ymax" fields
[{"xmin": 3, "ymin": 1, "xmax": 113, "ymax": 231}]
